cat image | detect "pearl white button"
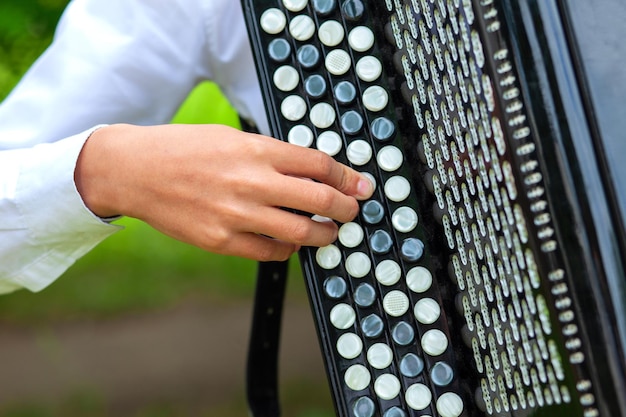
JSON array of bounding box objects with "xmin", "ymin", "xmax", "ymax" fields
[
  {"xmin": 281, "ymin": 95, "xmax": 307, "ymax": 121},
  {"xmin": 437, "ymin": 392, "xmax": 464, "ymax": 417},
  {"xmin": 344, "ymin": 364, "xmax": 371, "ymax": 391},
  {"xmin": 367, "ymin": 343, "xmax": 393, "ymax": 369},
  {"xmin": 330, "ymin": 303, "xmax": 356, "ymax": 329},
  {"xmin": 326, "ymin": 49, "xmax": 352, "ymax": 75},
  {"xmin": 384, "ymin": 176, "xmax": 411, "ymax": 202},
  {"xmin": 405, "ymin": 383, "xmax": 432, "ymax": 410},
  {"xmin": 375, "ymin": 260, "xmax": 401, "ymax": 286},
  {"xmin": 289, "ymin": 15, "xmax": 316, "ymax": 41},
  {"xmin": 406, "ymin": 266, "xmax": 433, "ymax": 293},
  {"xmin": 392, "ymin": 206, "xmax": 418, "ymax": 233},
  {"xmin": 316, "ymin": 131, "xmax": 343, "ymax": 156},
  {"xmin": 346, "ymin": 140, "xmax": 372, "ymax": 166},
  {"xmin": 362, "ymin": 86, "xmax": 389, "ymax": 112},
  {"xmin": 421, "ymin": 329, "xmax": 449, "ymax": 356},
  {"xmin": 318, "ymin": 20, "xmax": 344, "ymax": 47},
  {"xmin": 288, "ymin": 125, "xmax": 314, "ymax": 147},
  {"xmin": 260, "ymin": 8, "xmax": 287, "ymax": 34},
  {"xmin": 345, "ymin": 252, "xmax": 371, "ymax": 278},
  {"xmin": 374, "ymin": 374, "xmax": 401, "ymax": 400},
  {"xmin": 309, "ymin": 102, "xmax": 336, "ymax": 129},
  {"xmin": 273, "ymin": 65, "xmax": 300, "ymax": 92},
  {"xmin": 414, "ymin": 298, "xmax": 441, "ymax": 324},
  {"xmin": 348, "ymin": 26, "xmax": 375, "ymax": 52},
  {"xmin": 356, "ymin": 56, "xmax": 382, "ymax": 82},
  {"xmin": 336, "ymin": 332, "xmax": 363, "ymax": 359},
  {"xmin": 316, "ymin": 244, "xmax": 341, "ymax": 269},
  {"xmin": 283, "ymin": 0, "xmax": 308, "ymax": 11},
  {"xmin": 376, "ymin": 145, "xmax": 403, "ymax": 172},
  {"xmin": 382, "ymin": 290, "xmax": 410, "ymax": 317},
  {"xmin": 338, "ymin": 222, "xmax": 364, "ymax": 248}
]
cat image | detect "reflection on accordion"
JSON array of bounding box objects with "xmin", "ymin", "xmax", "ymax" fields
[{"xmin": 242, "ymin": 0, "xmax": 626, "ymax": 416}]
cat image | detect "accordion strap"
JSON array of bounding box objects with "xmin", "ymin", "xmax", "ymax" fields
[{"xmin": 246, "ymin": 260, "xmax": 289, "ymax": 417}]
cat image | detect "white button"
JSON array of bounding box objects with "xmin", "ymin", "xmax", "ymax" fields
[
  {"xmin": 338, "ymin": 222, "xmax": 364, "ymax": 248},
  {"xmin": 375, "ymin": 260, "xmax": 401, "ymax": 286},
  {"xmin": 437, "ymin": 392, "xmax": 464, "ymax": 417},
  {"xmin": 362, "ymin": 86, "xmax": 389, "ymax": 112},
  {"xmin": 336, "ymin": 332, "xmax": 363, "ymax": 359},
  {"xmin": 289, "ymin": 15, "xmax": 316, "ymax": 41},
  {"xmin": 414, "ymin": 298, "xmax": 441, "ymax": 324},
  {"xmin": 348, "ymin": 26, "xmax": 375, "ymax": 52},
  {"xmin": 382, "ymin": 290, "xmax": 410, "ymax": 317},
  {"xmin": 376, "ymin": 145, "xmax": 403, "ymax": 172},
  {"xmin": 422, "ymin": 329, "xmax": 448, "ymax": 356},
  {"xmin": 356, "ymin": 56, "xmax": 382, "ymax": 82},
  {"xmin": 406, "ymin": 266, "xmax": 433, "ymax": 293},
  {"xmin": 283, "ymin": 0, "xmax": 308, "ymax": 11},
  {"xmin": 384, "ymin": 176, "xmax": 411, "ymax": 202},
  {"xmin": 346, "ymin": 140, "xmax": 372, "ymax": 166},
  {"xmin": 326, "ymin": 49, "xmax": 352, "ymax": 75},
  {"xmin": 392, "ymin": 207, "xmax": 418, "ymax": 233},
  {"xmin": 281, "ymin": 95, "xmax": 307, "ymax": 121},
  {"xmin": 344, "ymin": 364, "xmax": 371, "ymax": 391},
  {"xmin": 309, "ymin": 102, "xmax": 336, "ymax": 129},
  {"xmin": 405, "ymin": 383, "xmax": 432, "ymax": 410},
  {"xmin": 367, "ymin": 343, "xmax": 393, "ymax": 369},
  {"xmin": 273, "ymin": 65, "xmax": 300, "ymax": 92},
  {"xmin": 345, "ymin": 252, "xmax": 371, "ymax": 278},
  {"xmin": 374, "ymin": 374, "xmax": 401, "ymax": 400},
  {"xmin": 318, "ymin": 20, "xmax": 344, "ymax": 47},
  {"xmin": 330, "ymin": 303, "xmax": 356, "ymax": 329},
  {"xmin": 316, "ymin": 244, "xmax": 341, "ymax": 269},
  {"xmin": 260, "ymin": 8, "xmax": 287, "ymax": 34},
  {"xmin": 288, "ymin": 125, "xmax": 314, "ymax": 147},
  {"xmin": 316, "ymin": 131, "xmax": 343, "ymax": 156}
]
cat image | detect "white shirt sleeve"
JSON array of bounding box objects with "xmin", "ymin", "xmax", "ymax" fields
[{"xmin": 0, "ymin": 0, "xmax": 269, "ymax": 293}]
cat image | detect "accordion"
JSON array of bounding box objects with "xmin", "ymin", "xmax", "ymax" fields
[{"xmin": 241, "ymin": 0, "xmax": 626, "ymax": 416}]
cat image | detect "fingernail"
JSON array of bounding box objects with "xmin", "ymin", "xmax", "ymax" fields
[{"xmin": 356, "ymin": 177, "xmax": 375, "ymax": 199}]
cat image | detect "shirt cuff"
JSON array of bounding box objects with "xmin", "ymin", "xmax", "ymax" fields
[{"xmin": 3, "ymin": 126, "xmax": 123, "ymax": 293}]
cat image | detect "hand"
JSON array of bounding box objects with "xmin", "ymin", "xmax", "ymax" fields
[{"xmin": 75, "ymin": 124, "xmax": 374, "ymax": 261}]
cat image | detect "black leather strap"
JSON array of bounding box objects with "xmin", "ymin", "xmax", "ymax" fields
[{"xmin": 246, "ymin": 260, "xmax": 289, "ymax": 417}]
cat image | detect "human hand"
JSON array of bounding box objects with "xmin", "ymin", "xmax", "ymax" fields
[{"xmin": 75, "ymin": 124, "xmax": 374, "ymax": 261}]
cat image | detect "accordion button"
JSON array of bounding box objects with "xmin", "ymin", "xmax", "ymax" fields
[
  {"xmin": 361, "ymin": 200, "xmax": 385, "ymax": 224},
  {"xmin": 280, "ymin": 95, "xmax": 307, "ymax": 121},
  {"xmin": 312, "ymin": 0, "xmax": 337, "ymax": 15},
  {"xmin": 336, "ymin": 332, "xmax": 363, "ymax": 359},
  {"xmin": 338, "ymin": 221, "xmax": 364, "ymax": 248},
  {"xmin": 405, "ymin": 383, "xmax": 432, "ymax": 411},
  {"xmin": 323, "ymin": 275, "xmax": 347, "ymax": 299},
  {"xmin": 304, "ymin": 74, "xmax": 327, "ymax": 98},
  {"xmin": 344, "ymin": 364, "xmax": 371, "ymax": 391},
  {"xmin": 330, "ymin": 303, "xmax": 356, "ymax": 329},
  {"xmin": 374, "ymin": 373, "xmax": 401, "ymax": 400},
  {"xmin": 297, "ymin": 44, "xmax": 321, "ymax": 69},
  {"xmin": 369, "ymin": 229, "xmax": 393, "ymax": 255},
  {"xmin": 352, "ymin": 396, "xmax": 376, "ymax": 417},
  {"xmin": 349, "ymin": 26, "xmax": 375, "ymax": 52},
  {"xmin": 268, "ymin": 38, "xmax": 291, "ymax": 62},
  {"xmin": 384, "ymin": 176, "xmax": 411, "ymax": 202},
  {"xmin": 316, "ymin": 131, "xmax": 343, "ymax": 156},
  {"xmin": 376, "ymin": 145, "xmax": 403, "ymax": 172},
  {"xmin": 421, "ymin": 329, "xmax": 448, "ymax": 356},
  {"xmin": 414, "ymin": 297, "xmax": 441, "ymax": 324},
  {"xmin": 310, "ymin": 102, "xmax": 336, "ymax": 129},
  {"xmin": 318, "ymin": 20, "xmax": 345, "ymax": 47},
  {"xmin": 341, "ymin": 110, "xmax": 364, "ymax": 135},
  {"xmin": 347, "ymin": 139, "xmax": 373, "ymax": 166},
  {"xmin": 345, "ymin": 251, "xmax": 371, "ymax": 278},
  {"xmin": 383, "ymin": 406, "xmax": 407, "ymax": 417},
  {"xmin": 260, "ymin": 8, "xmax": 287, "ymax": 34},
  {"xmin": 399, "ymin": 353, "xmax": 424, "ymax": 377},
  {"xmin": 406, "ymin": 266, "xmax": 433, "ymax": 293},
  {"xmin": 354, "ymin": 283, "xmax": 376, "ymax": 307},
  {"xmin": 367, "ymin": 343, "xmax": 393, "ymax": 369},
  {"xmin": 356, "ymin": 56, "xmax": 382, "ymax": 82},
  {"xmin": 436, "ymin": 392, "xmax": 464, "ymax": 417},
  {"xmin": 431, "ymin": 361, "xmax": 454, "ymax": 387},
  {"xmin": 282, "ymin": 0, "xmax": 309, "ymax": 12},
  {"xmin": 375, "ymin": 259, "xmax": 401, "ymax": 286},
  {"xmin": 334, "ymin": 80, "xmax": 357, "ymax": 104},
  {"xmin": 289, "ymin": 14, "xmax": 316, "ymax": 41},
  {"xmin": 371, "ymin": 117, "xmax": 395, "ymax": 141},
  {"xmin": 287, "ymin": 124, "xmax": 314, "ymax": 147},
  {"xmin": 273, "ymin": 65, "xmax": 300, "ymax": 92},
  {"xmin": 326, "ymin": 49, "xmax": 352, "ymax": 75},
  {"xmin": 401, "ymin": 238, "xmax": 425, "ymax": 262},
  {"xmin": 382, "ymin": 290, "xmax": 410, "ymax": 317},
  {"xmin": 316, "ymin": 244, "xmax": 342, "ymax": 269},
  {"xmin": 392, "ymin": 321, "xmax": 415, "ymax": 346},
  {"xmin": 363, "ymin": 85, "xmax": 389, "ymax": 112},
  {"xmin": 361, "ymin": 313, "xmax": 384, "ymax": 338},
  {"xmin": 392, "ymin": 206, "xmax": 418, "ymax": 233},
  {"xmin": 341, "ymin": 0, "xmax": 365, "ymax": 21}
]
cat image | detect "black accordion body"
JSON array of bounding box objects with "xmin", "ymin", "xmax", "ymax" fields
[{"xmin": 241, "ymin": 0, "xmax": 626, "ymax": 416}]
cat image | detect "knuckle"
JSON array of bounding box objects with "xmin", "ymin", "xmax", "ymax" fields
[
  {"xmin": 312, "ymin": 151, "xmax": 335, "ymax": 181},
  {"xmin": 313, "ymin": 187, "xmax": 337, "ymax": 214},
  {"xmin": 287, "ymin": 220, "xmax": 314, "ymax": 244}
]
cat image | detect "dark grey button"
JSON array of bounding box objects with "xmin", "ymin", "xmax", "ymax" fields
[
  {"xmin": 353, "ymin": 396, "xmax": 376, "ymax": 417},
  {"xmin": 400, "ymin": 353, "xmax": 424, "ymax": 378},
  {"xmin": 361, "ymin": 313, "xmax": 384, "ymax": 338},
  {"xmin": 334, "ymin": 80, "xmax": 357, "ymax": 105},
  {"xmin": 431, "ymin": 361, "xmax": 455, "ymax": 386},
  {"xmin": 341, "ymin": 110, "xmax": 364, "ymax": 135},
  {"xmin": 324, "ymin": 275, "xmax": 347, "ymax": 299},
  {"xmin": 268, "ymin": 38, "xmax": 292, "ymax": 62},
  {"xmin": 313, "ymin": 0, "xmax": 337, "ymax": 15},
  {"xmin": 401, "ymin": 238, "xmax": 425, "ymax": 262},
  {"xmin": 362, "ymin": 200, "xmax": 384, "ymax": 224},
  {"xmin": 354, "ymin": 283, "xmax": 376, "ymax": 307},
  {"xmin": 371, "ymin": 117, "xmax": 395, "ymax": 142},
  {"xmin": 305, "ymin": 74, "xmax": 327, "ymax": 99},
  {"xmin": 297, "ymin": 44, "xmax": 321, "ymax": 69},
  {"xmin": 383, "ymin": 407, "xmax": 407, "ymax": 417},
  {"xmin": 342, "ymin": 0, "xmax": 365, "ymax": 21},
  {"xmin": 392, "ymin": 321, "xmax": 414, "ymax": 346},
  {"xmin": 369, "ymin": 229, "xmax": 393, "ymax": 255}
]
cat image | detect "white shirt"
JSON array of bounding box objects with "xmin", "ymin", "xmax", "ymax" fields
[{"xmin": 0, "ymin": 0, "xmax": 269, "ymax": 294}]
